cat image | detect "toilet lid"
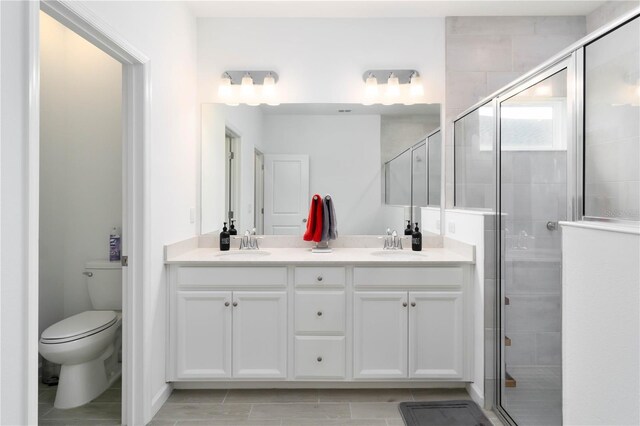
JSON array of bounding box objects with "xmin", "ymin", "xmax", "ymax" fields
[{"xmin": 41, "ymin": 310, "xmax": 117, "ymax": 343}]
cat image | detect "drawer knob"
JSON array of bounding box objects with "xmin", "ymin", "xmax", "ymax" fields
[
  {"xmin": 411, "ymin": 302, "xmax": 416, "ymax": 307},
  {"xmin": 402, "ymin": 302, "xmax": 408, "ymax": 307},
  {"xmin": 232, "ymin": 302, "xmax": 238, "ymax": 307},
  {"xmin": 317, "ymin": 356, "xmax": 323, "ymax": 362},
  {"xmin": 224, "ymin": 301, "xmax": 230, "ymax": 307},
  {"xmin": 317, "ymin": 276, "xmax": 323, "ymax": 282},
  {"xmin": 317, "ymin": 311, "xmax": 323, "ymax": 316}
]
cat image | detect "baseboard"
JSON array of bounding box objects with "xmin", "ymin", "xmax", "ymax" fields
[
  {"xmin": 466, "ymin": 382, "xmax": 484, "ymax": 407},
  {"xmin": 173, "ymin": 381, "xmax": 469, "ymax": 390},
  {"xmin": 149, "ymin": 383, "xmax": 173, "ymax": 422}
]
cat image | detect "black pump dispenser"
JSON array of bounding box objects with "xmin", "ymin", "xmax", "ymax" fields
[
  {"xmin": 220, "ymin": 222, "xmax": 230, "ymax": 251},
  {"xmin": 229, "ymin": 220, "xmax": 238, "ymax": 235},
  {"xmin": 404, "ymin": 220, "xmax": 413, "ymax": 235},
  {"xmin": 412, "ymin": 222, "xmax": 422, "ymax": 252}
]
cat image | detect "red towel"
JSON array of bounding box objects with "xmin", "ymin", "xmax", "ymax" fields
[{"xmin": 303, "ymin": 194, "xmax": 324, "ymax": 242}]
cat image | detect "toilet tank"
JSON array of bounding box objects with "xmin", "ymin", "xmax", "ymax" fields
[{"xmin": 86, "ymin": 260, "xmax": 122, "ymax": 310}]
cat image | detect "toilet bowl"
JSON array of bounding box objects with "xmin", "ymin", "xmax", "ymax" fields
[
  {"xmin": 39, "ymin": 311, "xmax": 121, "ymax": 409},
  {"xmin": 39, "ymin": 260, "xmax": 122, "ymax": 409}
]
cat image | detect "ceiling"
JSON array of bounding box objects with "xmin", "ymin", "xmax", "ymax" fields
[{"xmin": 186, "ymin": 0, "xmax": 607, "ymax": 18}]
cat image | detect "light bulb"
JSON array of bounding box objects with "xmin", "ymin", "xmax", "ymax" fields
[
  {"xmin": 365, "ymin": 73, "xmax": 379, "ymax": 97},
  {"xmin": 409, "ymin": 72, "xmax": 424, "ymax": 97},
  {"xmin": 263, "ymin": 73, "xmax": 276, "ymax": 98},
  {"xmin": 241, "ymin": 73, "xmax": 254, "ymax": 97},
  {"xmin": 386, "ymin": 72, "xmax": 400, "ymax": 97},
  {"xmin": 218, "ymin": 74, "xmax": 232, "ymax": 100}
]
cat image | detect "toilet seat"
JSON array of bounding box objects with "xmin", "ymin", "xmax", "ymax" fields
[{"xmin": 41, "ymin": 311, "xmax": 117, "ymax": 344}]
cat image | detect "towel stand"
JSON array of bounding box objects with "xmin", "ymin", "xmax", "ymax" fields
[{"xmin": 311, "ymin": 240, "xmax": 332, "ymax": 253}]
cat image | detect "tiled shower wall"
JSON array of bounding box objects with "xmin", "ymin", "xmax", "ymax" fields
[{"xmin": 444, "ymin": 16, "xmax": 586, "ymax": 209}]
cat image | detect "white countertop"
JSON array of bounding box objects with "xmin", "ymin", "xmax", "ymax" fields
[{"xmin": 165, "ymin": 246, "xmax": 474, "ymax": 266}]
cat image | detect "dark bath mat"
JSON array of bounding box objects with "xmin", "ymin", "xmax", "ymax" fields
[{"xmin": 399, "ymin": 400, "xmax": 492, "ymax": 426}]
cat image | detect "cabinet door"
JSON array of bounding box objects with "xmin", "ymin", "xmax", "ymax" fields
[
  {"xmin": 232, "ymin": 291, "xmax": 287, "ymax": 378},
  {"xmin": 409, "ymin": 291, "xmax": 463, "ymax": 379},
  {"xmin": 353, "ymin": 291, "xmax": 408, "ymax": 379},
  {"xmin": 176, "ymin": 291, "xmax": 232, "ymax": 379}
]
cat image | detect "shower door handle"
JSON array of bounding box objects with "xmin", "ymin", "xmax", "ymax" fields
[{"xmin": 546, "ymin": 221, "xmax": 558, "ymax": 231}]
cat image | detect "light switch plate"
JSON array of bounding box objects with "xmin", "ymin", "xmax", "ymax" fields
[{"xmin": 448, "ymin": 222, "xmax": 455, "ymax": 233}]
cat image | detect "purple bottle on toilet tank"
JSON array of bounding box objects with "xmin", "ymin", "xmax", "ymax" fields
[{"xmin": 109, "ymin": 227, "xmax": 121, "ymax": 262}]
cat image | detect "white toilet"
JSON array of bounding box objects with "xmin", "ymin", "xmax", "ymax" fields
[{"xmin": 39, "ymin": 260, "xmax": 122, "ymax": 409}]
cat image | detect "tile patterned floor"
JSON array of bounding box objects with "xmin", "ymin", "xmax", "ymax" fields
[
  {"xmin": 149, "ymin": 388, "xmax": 504, "ymax": 426},
  {"xmin": 38, "ymin": 385, "xmax": 504, "ymax": 425},
  {"xmin": 38, "ymin": 378, "xmax": 122, "ymax": 425}
]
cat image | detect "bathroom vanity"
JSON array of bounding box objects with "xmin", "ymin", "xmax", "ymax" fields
[{"xmin": 165, "ymin": 238, "xmax": 475, "ymax": 386}]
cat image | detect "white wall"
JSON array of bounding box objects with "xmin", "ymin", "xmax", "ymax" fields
[
  {"xmin": 76, "ymin": 2, "xmax": 199, "ymax": 421},
  {"xmin": 562, "ymin": 222, "xmax": 639, "ymax": 425},
  {"xmin": 197, "ymin": 18, "xmax": 445, "ymax": 105},
  {"xmin": 1, "ymin": 2, "xmax": 34, "ymax": 423},
  {"xmin": 39, "ymin": 11, "xmax": 122, "ymax": 334},
  {"xmin": 262, "ymin": 114, "xmax": 384, "ymax": 235},
  {"xmin": 201, "ymin": 104, "xmax": 264, "ymax": 234},
  {"xmin": 444, "ymin": 209, "xmax": 496, "ymax": 407}
]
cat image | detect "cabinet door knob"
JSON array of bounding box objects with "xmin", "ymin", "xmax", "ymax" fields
[
  {"xmin": 317, "ymin": 311, "xmax": 323, "ymax": 316},
  {"xmin": 411, "ymin": 302, "xmax": 416, "ymax": 307},
  {"xmin": 317, "ymin": 356, "xmax": 323, "ymax": 362},
  {"xmin": 317, "ymin": 276, "xmax": 323, "ymax": 282},
  {"xmin": 224, "ymin": 301, "xmax": 230, "ymax": 307},
  {"xmin": 232, "ymin": 302, "xmax": 238, "ymax": 307},
  {"xmin": 402, "ymin": 302, "xmax": 408, "ymax": 307}
]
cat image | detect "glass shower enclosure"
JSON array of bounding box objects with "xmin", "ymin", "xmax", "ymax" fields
[
  {"xmin": 451, "ymin": 11, "xmax": 640, "ymax": 425},
  {"xmin": 497, "ymin": 60, "xmax": 573, "ymax": 426}
]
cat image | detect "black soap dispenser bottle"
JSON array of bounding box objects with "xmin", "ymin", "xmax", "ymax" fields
[
  {"xmin": 404, "ymin": 220, "xmax": 413, "ymax": 235},
  {"xmin": 229, "ymin": 220, "xmax": 238, "ymax": 236},
  {"xmin": 412, "ymin": 223, "xmax": 422, "ymax": 252},
  {"xmin": 220, "ymin": 222, "xmax": 230, "ymax": 251}
]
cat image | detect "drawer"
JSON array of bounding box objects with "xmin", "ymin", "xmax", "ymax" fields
[
  {"xmin": 178, "ymin": 267, "xmax": 287, "ymax": 287},
  {"xmin": 295, "ymin": 336, "xmax": 345, "ymax": 379},
  {"xmin": 353, "ymin": 267, "xmax": 463, "ymax": 287},
  {"xmin": 295, "ymin": 267, "xmax": 345, "ymax": 287},
  {"xmin": 295, "ymin": 291, "xmax": 345, "ymax": 333}
]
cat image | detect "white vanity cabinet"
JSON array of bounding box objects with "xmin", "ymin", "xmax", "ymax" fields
[
  {"xmin": 170, "ymin": 266, "xmax": 288, "ymax": 380},
  {"xmin": 353, "ymin": 267, "xmax": 466, "ymax": 380},
  {"xmin": 167, "ymin": 261, "xmax": 471, "ymax": 384}
]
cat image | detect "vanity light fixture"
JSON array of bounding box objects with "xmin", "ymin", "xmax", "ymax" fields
[
  {"xmin": 410, "ymin": 72, "xmax": 424, "ymax": 97},
  {"xmin": 362, "ymin": 69, "xmax": 423, "ymax": 105},
  {"xmin": 386, "ymin": 72, "xmax": 400, "ymax": 97},
  {"xmin": 217, "ymin": 70, "xmax": 280, "ymax": 106},
  {"xmin": 365, "ymin": 73, "xmax": 379, "ymax": 97}
]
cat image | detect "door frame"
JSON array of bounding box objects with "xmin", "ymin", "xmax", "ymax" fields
[
  {"xmin": 254, "ymin": 149, "xmax": 265, "ymax": 235},
  {"xmin": 28, "ymin": 1, "xmax": 150, "ymax": 424},
  {"xmin": 494, "ymin": 56, "xmax": 576, "ymax": 425},
  {"xmin": 263, "ymin": 154, "xmax": 310, "ymax": 235}
]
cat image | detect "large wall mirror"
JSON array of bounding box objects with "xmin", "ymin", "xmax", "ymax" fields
[{"xmin": 201, "ymin": 103, "xmax": 441, "ymax": 236}]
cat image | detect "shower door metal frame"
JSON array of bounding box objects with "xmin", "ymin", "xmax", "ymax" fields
[{"xmin": 494, "ymin": 55, "xmax": 577, "ymax": 425}]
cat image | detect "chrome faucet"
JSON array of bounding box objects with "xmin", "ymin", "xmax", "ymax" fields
[
  {"xmin": 240, "ymin": 228, "xmax": 260, "ymax": 250},
  {"xmin": 383, "ymin": 228, "xmax": 403, "ymax": 250}
]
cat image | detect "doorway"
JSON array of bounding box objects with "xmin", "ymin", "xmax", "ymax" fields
[
  {"xmin": 28, "ymin": 1, "xmax": 150, "ymax": 424},
  {"xmin": 225, "ymin": 129, "xmax": 241, "ymax": 231},
  {"xmin": 38, "ymin": 9, "xmax": 123, "ymax": 421},
  {"xmin": 497, "ymin": 59, "xmax": 573, "ymax": 425},
  {"xmin": 254, "ymin": 149, "xmax": 265, "ymax": 235}
]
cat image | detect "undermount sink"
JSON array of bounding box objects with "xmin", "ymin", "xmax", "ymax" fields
[
  {"xmin": 370, "ymin": 250, "xmax": 427, "ymax": 260},
  {"xmin": 216, "ymin": 250, "xmax": 271, "ymax": 258}
]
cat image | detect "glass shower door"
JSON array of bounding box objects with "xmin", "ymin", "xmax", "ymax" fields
[{"xmin": 498, "ymin": 63, "xmax": 571, "ymax": 425}]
